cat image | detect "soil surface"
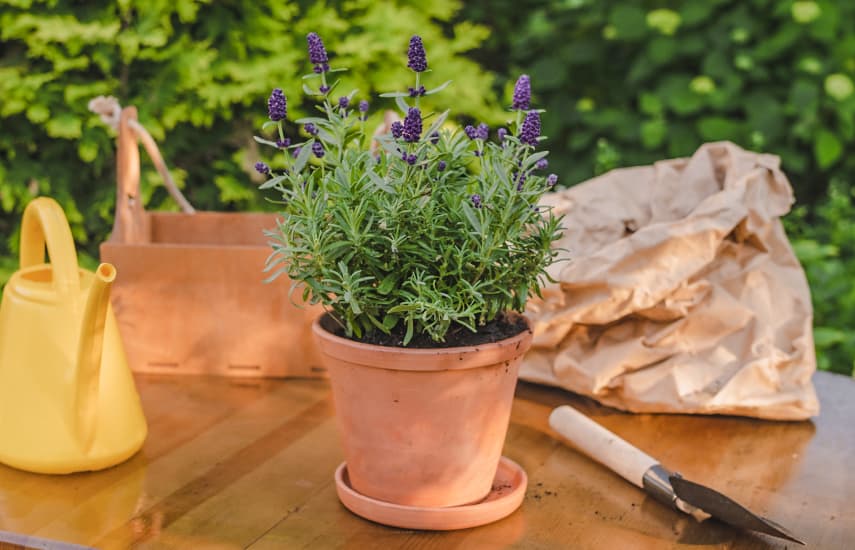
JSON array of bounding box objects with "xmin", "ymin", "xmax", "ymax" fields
[{"xmin": 325, "ymin": 313, "xmax": 529, "ymax": 348}]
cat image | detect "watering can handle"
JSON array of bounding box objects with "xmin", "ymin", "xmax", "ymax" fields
[{"xmin": 19, "ymin": 197, "xmax": 80, "ymax": 296}]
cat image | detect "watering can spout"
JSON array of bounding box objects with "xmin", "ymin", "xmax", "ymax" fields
[{"xmin": 75, "ymin": 262, "xmax": 117, "ymax": 452}]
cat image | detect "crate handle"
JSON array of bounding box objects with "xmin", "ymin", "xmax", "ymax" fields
[{"xmin": 90, "ymin": 97, "xmax": 196, "ymax": 243}]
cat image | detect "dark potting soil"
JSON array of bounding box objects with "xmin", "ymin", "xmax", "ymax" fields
[{"xmin": 324, "ymin": 313, "xmax": 529, "ymax": 348}]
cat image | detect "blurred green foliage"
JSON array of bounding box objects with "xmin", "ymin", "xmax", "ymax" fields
[
  {"xmin": 785, "ymin": 181, "xmax": 855, "ymax": 374},
  {"xmin": 0, "ymin": 0, "xmax": 501, "ymax": 271}
]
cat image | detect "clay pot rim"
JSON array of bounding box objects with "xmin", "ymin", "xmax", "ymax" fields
[{"xmin": 312, "ymin": 312, "xmax": 533, "ymax": 372}]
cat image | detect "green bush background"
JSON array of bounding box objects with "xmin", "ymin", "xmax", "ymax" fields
[{"xmin": 1, "ymin": 0, "xmax": 852, "ymax": 374}]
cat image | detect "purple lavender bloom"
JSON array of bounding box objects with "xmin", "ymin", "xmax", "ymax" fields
[
  {"xmin": 307, "ymin": 32, "xmax": 329, "ymax": 66},
  {"xmin": 319, "ymin": 85, "xmax": 330, "ymax": 94},
  {"xmin": 304, "ymin": 123, "xmax": 318, "ymax": 136},
  {"xmin": 515, "ymin": 172, "xmax": 526, "ymax": 191},
  {"xmin": 497, "ymin": 127, "xmax": 507, "ymax": 143},
  {"xmin": 402, "ymin": 108, "xmax": 422, "ymax": 143},
  {"xmin": 255, "ymin": 162, "xmax": 271, "ymax": 176},
  {"xmin": 464, "ymin": 125, "xmax": 478, "ymax": 140},
  {"xmin": 391, "ymin": 121, "xmax": 404, "ymax": 139},
  {"xmin": 267, "ymin": 88, "xmax": 287, "ymax": 121},
  {"xmin": 477, "ymin": 123, "xmax": 489, "ymax": 140},
  {"xmin": 406, "ymin": 153, "xmax": 418, "ymax": 165},
  {"xmin": 471, "ymin": 194, "xmax": 482, "ymax": 208},
  {"xmin": 519, "ymin": 111, "xmax": 541, "ymax": 146},
  {"xmin": 407, "ymin": 35, "xmax": 427, "ymax": 72},
  {"xmin": 359, "ymin": 100, "xmax": 369, "ymax": 112},
  {"xmin": 276, "ymin": 138, "xmax": 291, "ymax": 149},
  {"xmin": 292, "ymin": 146, "xmax": 301, "ymax": 158},
  {"xmin": 313, "ymin": 63, "xmax": 330, "ymax": 74},
  {"xmin": 535, "ymin": 158, "xmax": 549, "ymax": 170},
  {"xmin": 437, "ymin": 160, "xmax": 447, "ymax": 171},
  {"xmin": 338, "ymin": 96, "xmax": 350, "ymax": 110},
  {"xmin": 512, "ymin": 74, "xmax": 531, "ymax": 111},
  {"xmin": 312, "ymin": 141, "xmax": 324, "ymax": 158},
  {"xmin": 430, "ymin": 131, "xmax": 440, "ymax": 145},
  {"xmin": 408, "ymin": 85, "xmax": 427, "ymax": 97},
  {"xmin": 546, "ymin": 173, "xmax": 558, "ymax": 187}
]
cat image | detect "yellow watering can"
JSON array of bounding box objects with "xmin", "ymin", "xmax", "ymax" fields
[{"xmin": 0, "ymin": 197, "xmax": 147, "ymax": 474}]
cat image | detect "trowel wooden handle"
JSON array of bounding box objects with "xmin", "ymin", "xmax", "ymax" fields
[{"xmin": 548, "ymin": 405, "xmax": 658, "ymax": 489}]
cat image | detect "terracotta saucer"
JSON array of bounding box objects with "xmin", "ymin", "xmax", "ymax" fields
[{"xmin": 334, "ymin": 456, "xmax": 527, "ymax": 530}]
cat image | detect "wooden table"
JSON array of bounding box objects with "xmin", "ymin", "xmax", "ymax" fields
[{"xmin": 0, "ymin": 371, "xmax": 850, "ymax": 549}]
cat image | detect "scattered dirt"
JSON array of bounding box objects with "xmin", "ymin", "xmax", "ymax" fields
[{"xmin": 324, "ymin": 312, "xmax": 529, "ymax": 348}]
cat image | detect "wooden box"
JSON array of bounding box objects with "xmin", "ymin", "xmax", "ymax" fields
[{"xmin": 100, "ymin": 107, "xmax": 325, "ymax": 378}]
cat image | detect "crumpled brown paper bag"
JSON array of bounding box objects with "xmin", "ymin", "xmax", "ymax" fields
[{"xmin": 522, "ymin": 142, "xmax": 819, "ymax": 420}]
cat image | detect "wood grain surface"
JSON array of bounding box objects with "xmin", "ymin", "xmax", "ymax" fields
[{"xmin": 0, "ymin": 371, "xmax": 850, "ymax": 549}]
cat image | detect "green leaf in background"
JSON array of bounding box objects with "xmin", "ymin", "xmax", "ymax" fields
[
  {"xmin": 815, "ymin": 129, "xmax": 842, "ymax": 168},
  {"xmin": 697, "ymin": 116, "xmax": 742, "ymax": 141},
  {"xmin": 609, "ymin": 5, "xmax": 647, "ymax": 40},
  {"xmin": 640, "ymin": 119, "xmax": 667, "ymax": 148}
]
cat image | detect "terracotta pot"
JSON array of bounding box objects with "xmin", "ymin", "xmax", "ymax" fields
[{"xmin": 312, "ymin": 314, "xmax": 533, "ymax": 508}]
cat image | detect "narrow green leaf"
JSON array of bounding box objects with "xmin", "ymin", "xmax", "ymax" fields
[
  {"xmin": 377, "ymin": 273, "xmax": 397, "ymax": 295},
  {"xmin": 259, "ymin": 175, "xmax": 287, "ymax": 190},
  {"xmin": 403, "ymin": 317, "xmax": 414, "ymax": 345},
  {"xmin": 294, "ymin": 140, "xmax": 314, "ymax": 172},
  {"xmin": 461, "ymin": 201, "xmax": 482, "ymax": 234},
  {"xmin": 395, "ymin": 96, "xmax": 410, "ymax": 114},
  {"xmin": 424, "ymin": 109, "xmax": 450, "ymax": 138},
  {"xmin": 424, "ymin": 80, "xmax": 452, "ymax": 95},
  {"xmin": 253, "ymin": 136, "xmax": 279, "ymax": 147}
]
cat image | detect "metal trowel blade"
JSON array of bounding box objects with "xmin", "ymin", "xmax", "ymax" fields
[{"xmin": 669, "ymin": 475, "xmax": 804, "ymax": 545}]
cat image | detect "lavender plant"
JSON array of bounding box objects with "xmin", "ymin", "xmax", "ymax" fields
[{"xmin": 257, "ymin": 33, "xmax": 562, "ymax": 346}]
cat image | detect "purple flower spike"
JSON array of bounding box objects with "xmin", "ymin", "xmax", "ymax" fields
[
  {"xmin": 304, "ymin": 123, "xmax": 318, "ymax": 136},
  {"xmin": 497, "ymin": 128, "xmax": 507, "ymax": 143},
  {"xmin": 546, "ymin": 173, "xmax": 558, "ymax": 187},
  {"xmin": 471, "ymin": 194, "xmax": 482, "ymax": 208},
  {"xmin": 437, "ymin": 160, "xmax": 447, "ymax": 171},
  {"xmin": 403, "ymin": 108, "xmax": 422, "ymax": 143},
  {"xmin": 464, "ymin": 125, "xmax": 478, "ymax": 140},
  {"xmin": 338, "ymin": 96, "xmax": 350, "ymax": 110},
  {"xmin": 519, "ymin": 111, "xmax": 541, "ymax": 146},
  {"xmin": 512, "ymin": 74, "xmax": 531, "ymax": 111},
  {"xmin": 267, "ymin": 88, "xmax": 287, "ymax": 121},
  {"xmin": 312, "ymin": 141, "xmax": 324, "ymax": 158},
  {"xmin": 307, "ymin": 32, "xmax": 329, "ymax": 71},
  {"xmin": 391, "ymin": 121, "xmax": 404, "ymax": 139},
  {"xmin": 359, "ymin": 100, "xmax": 369, "ymax": 112},
  {"xmin": 477, "ymin": 123, "xmax": 489, "ymax": 140},
  {"xmin": 515, "ymin": 172, "xmax": 527, "ymax": 191},
  {"xmin": 319, "ymin": 84, "xmax": 330, "ymax": 94},
  {"xmin": 276, "ymin": 138, "xmax": 290, "ymax": 149},
  {"xmin": 292, "ymin": 146, "xmax": 301, "ymax": 158},
  {"xmin": 535, "ymin": 158, "xmax": 549, "ymax": 170},
  {"xmin": 407, "ymin": 35, "xmax": 427, "ymax": 72},
  {"xmin": 430, "ymin": 131, "xmax": 440, "ymax": 145},
  {"xmin": 408, "ymin": 85, "xmax": 427, "ymax": 97},
  {"xmin": 255, "ymin": 162, "xmax": 271, "ymax": 176},
  {"xmin": 406, "ymin": 153, "xmax": 418, "ymax": 165}
]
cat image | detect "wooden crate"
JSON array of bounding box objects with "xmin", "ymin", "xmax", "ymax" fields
[{"xmin": 100, "ymin": 107, "xmax": 325, "ymax": 378}]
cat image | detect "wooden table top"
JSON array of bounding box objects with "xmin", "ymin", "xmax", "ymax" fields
[{"xmin": 0, "ymin": 370, "xmax": 850, "ymax": 549}]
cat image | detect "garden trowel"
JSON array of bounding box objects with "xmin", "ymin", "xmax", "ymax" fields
[{"xmin": 548, "ymin": 406, "xmax": 804, "ymax": 545}]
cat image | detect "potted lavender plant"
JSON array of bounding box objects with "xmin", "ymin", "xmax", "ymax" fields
[{"xmin": 256, "ymin": 32, "xmax": 561, "ymax": 523}]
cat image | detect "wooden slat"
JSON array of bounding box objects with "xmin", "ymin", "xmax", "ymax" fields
[{"xmin": 0, "ymin": 372, "xmax": 850, "ymax": 549}]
